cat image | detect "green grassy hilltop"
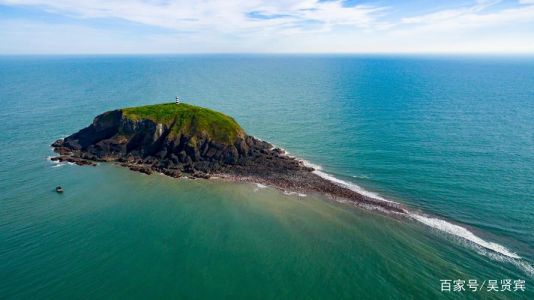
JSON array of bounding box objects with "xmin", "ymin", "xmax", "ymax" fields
[{"xmin": 121, "ymin": 103, "xmax": 245, "ymax": 144}]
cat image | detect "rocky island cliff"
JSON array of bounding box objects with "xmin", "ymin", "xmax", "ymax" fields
[{"xmin": 52, "ymin": 103, "xmax": 405, "ymax": 213}]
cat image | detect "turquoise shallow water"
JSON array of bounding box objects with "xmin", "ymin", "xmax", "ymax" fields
[{"xmin": 0, "ymin": 55, "xmax": 533, "ymax": 299}]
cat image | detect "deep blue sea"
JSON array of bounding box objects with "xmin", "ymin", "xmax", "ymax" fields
[{"xmin": 1, "ymin": 55, "xmax": 533, "ymax": 299}]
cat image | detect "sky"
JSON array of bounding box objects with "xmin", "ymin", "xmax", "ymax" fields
[{"xmin": 0, "ymin": 0, "xmax": 533, "ymax": 54}]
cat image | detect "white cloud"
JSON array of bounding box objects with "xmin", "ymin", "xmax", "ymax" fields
[
  {"xmin": 399, "ymin": 0, "xmax": 534, "ymax": 31},
  {"xmin": 0, "ymin": 0, "xmax": 533, "ymax": 53},
  {"xmin": 0, "ymin": 0, "xmax": 388, "ymax": 34}
]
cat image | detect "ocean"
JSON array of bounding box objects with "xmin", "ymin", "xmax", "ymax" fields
[{"xmin": 0, "ymin": 55, "xmax": 533, "ymax": 299}]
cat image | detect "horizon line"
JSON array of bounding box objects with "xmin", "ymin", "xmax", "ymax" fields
[{"xmin": 1, "ymin": 52, "xmax": 534, "ymax": 57}]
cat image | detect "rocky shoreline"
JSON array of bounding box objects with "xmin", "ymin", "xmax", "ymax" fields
[{"xmin": 51, "ymin": 104, "xmax": 406, "ymax": 214}]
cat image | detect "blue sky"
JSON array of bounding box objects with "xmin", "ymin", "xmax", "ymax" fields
[{"xmin": 0, "ymin": 0, "xmax": 533, "ymax": 54}]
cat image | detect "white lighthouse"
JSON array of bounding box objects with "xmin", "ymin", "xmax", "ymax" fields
[{"xmin": 175, "ymin": 96, "xmax": 181, "ymax": 104}]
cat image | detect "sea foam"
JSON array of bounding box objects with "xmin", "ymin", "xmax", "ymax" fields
[
  {"xmin": 409, "ymin": 213, "xmax": 521, "ymax": 259},
  {"xmin": 283, "ymin": 191, "xmax": 307, "ymax": 197},
  {"xmin": 298, "ymin": 158, "xmax": 399, "ymax": 205}
]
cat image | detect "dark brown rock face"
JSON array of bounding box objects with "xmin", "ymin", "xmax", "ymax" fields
[{"xmin": 51, "ymin": 110, "xmax": 311, "ymax": 178}]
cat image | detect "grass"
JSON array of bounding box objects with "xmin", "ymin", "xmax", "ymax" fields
[{"xmin": 121, "ymin": 103, "xmax": 245, "ymax": 144}]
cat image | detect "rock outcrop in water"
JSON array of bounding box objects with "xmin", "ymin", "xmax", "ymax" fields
[{"xmin": 52, "ymin": 103, "xmax": 405, "ymax": 213}]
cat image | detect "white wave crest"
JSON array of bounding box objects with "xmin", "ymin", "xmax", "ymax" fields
[
  {"xmin": 253, "ymin": 183, "xmax": 268, "ymax": 192},
  {"xmin": 409, "ymin": 213, "xmax": 521, "ymax": 259},
  {"xmin": 283, "ymin": 191, "xmax": 307, "ymax": 197},
  {"xmin": 477, "ymin": 248, "xmax": 534, "ymax": 277},
  {"xmin": 299, "ymin": 159, "xmax": 322, "ymax": 170},
  {"xmin": 299, "ymin": 159, "xmax": 396, "ymax": 204}
]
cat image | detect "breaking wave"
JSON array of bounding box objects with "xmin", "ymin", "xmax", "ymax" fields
[
  {"xmin": 283, "ymin": 191, "xmax": 307, "ymax": 197},
  {"xmin": 253, "ymin": 183, "xmax": 267, "ymax": 192},
  {"xmin": 409, "ymin": 213, "xmax": 520, "ymax": 259}
]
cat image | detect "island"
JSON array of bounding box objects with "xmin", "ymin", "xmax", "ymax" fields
[{"xmin": 51, "ymin": 103, "xmax": 405, "ymax": 213}]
